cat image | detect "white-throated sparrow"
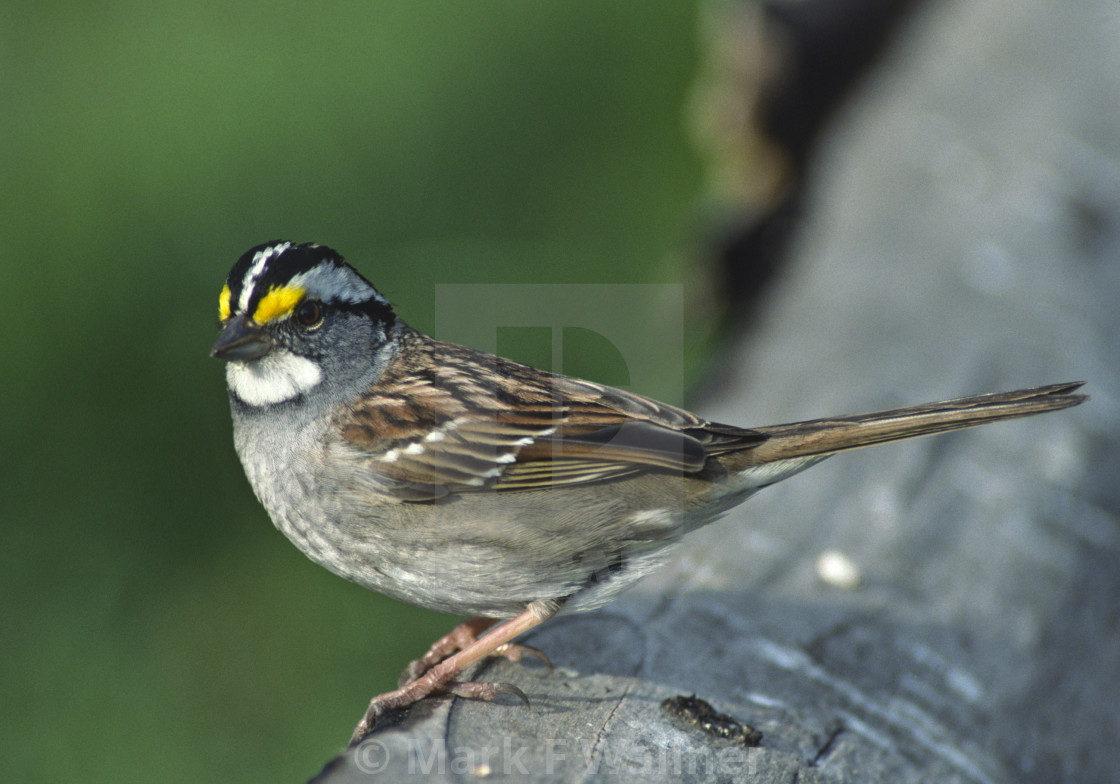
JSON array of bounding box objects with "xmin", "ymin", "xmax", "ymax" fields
[{"xmin": 211, "ymin": 241, "xmax": 1086, "ymax": 744}]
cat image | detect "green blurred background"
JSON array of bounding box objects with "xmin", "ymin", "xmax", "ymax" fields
[{"xmin": 2, "ymin": 2, "xmax": 711, "ymax": 780}]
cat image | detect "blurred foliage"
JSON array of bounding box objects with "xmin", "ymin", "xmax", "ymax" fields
[{"xmin": 1, "ymin": 1, "xmax": 705, "ymax": 780}]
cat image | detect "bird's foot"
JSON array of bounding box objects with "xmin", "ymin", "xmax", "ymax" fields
[{"xmin": 398, "ymin": 616, "xmax": 551, "ymax": 686}]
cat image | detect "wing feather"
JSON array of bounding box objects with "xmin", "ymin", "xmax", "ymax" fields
[{"xmin": 331, "ymin": 331, "xmax": 761, "ymax": 500}]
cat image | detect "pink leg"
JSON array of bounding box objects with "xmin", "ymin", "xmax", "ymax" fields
[
  {"xmin": 350, "ymin": 601, "xmax": 557, "ymax": 745},
  {"xmin": 399, "ymin": 616, "xmax": 551, "ymax": 686}
]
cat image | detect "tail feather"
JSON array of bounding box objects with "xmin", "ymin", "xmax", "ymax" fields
[{"xmin": 743, "ymin": 381, "xmax": 1087, "ymax": 465}]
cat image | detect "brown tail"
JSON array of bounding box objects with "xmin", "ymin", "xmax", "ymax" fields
[{"xmin": 746, "ymin": 381, "xmax": 1087, "ymax": 464}]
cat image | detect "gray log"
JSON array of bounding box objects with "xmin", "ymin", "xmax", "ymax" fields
[{"xmin": 316, "ymin": 1, "xmax": 1119, "ymax": 780}]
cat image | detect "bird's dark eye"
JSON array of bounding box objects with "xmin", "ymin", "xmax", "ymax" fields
[{"xmin": 295, "ymin": 299, "xmax": 324, "ymax": 329}]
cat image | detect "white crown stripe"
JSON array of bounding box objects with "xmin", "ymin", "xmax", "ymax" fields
[
  {"xmin": 238, "ymin": 242, "xmax": 292, "ymax": 312},
  {"xmin": 234, "ymin": 243, "xmax": 392, "ymax": 316}
]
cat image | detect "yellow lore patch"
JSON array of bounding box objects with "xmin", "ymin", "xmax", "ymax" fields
[
  {"xmin": 253, "ymin": 285, "xmax": 306, "ymax": 324},
  {"xmin": 218, "ymin": 284, "xmax": 232, "ymax": 321}
]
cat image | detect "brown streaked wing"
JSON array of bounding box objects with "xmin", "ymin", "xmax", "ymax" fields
[{"xmin": 333, "ymin": 331, "xmax": 765, "ymax": 497}]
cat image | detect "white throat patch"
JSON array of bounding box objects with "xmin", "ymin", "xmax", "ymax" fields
[{"xmin": 226, "ymin": 349, "xmax": 323, "ymax": 406}]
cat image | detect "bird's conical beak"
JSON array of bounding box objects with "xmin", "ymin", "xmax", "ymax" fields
[{"xmin": 211, "ymin": 315, "xmax": 274, "ymax": 361}]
